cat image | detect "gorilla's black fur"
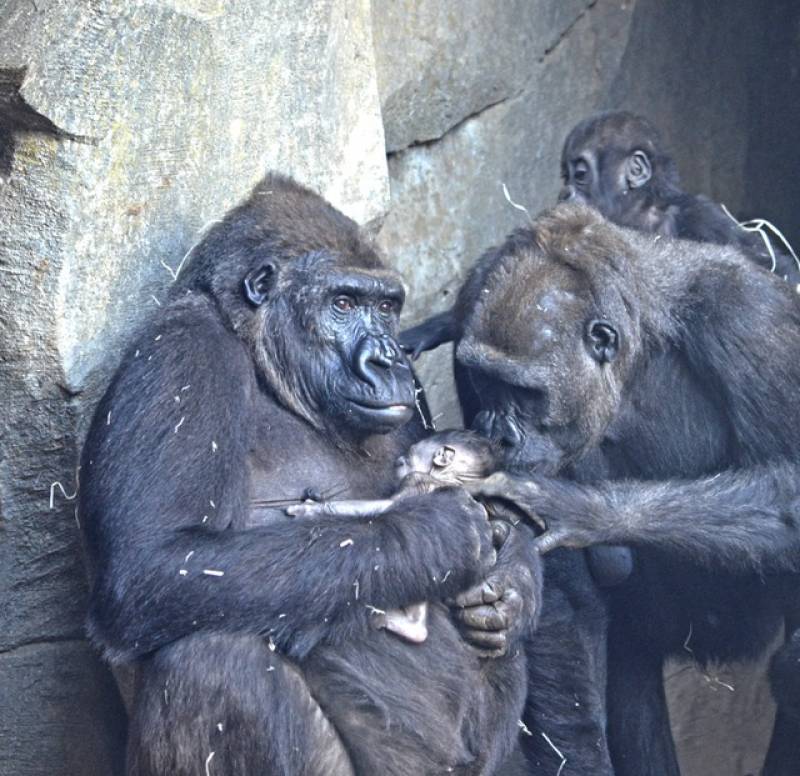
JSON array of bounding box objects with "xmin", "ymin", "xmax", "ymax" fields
[
  {"xmin": 456, "ymin": 203, "xmax": 800, "ymax": 776},
  {"xmin": 79, "ymin": 173, "xmax": 540, "ymax": 776}
]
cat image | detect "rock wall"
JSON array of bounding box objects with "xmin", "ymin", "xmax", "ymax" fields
[{"xmin": 0, "ymin": 0, "xmax": 796, "ymax": 773}]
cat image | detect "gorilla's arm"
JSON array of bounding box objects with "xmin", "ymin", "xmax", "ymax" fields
[
  {"xmin": 286, "ymin": 498, "xmax": 394, "ymax": 517},
  {"xmin": 399, "ymin": 309, "xmax": 457, "ymax": 359},
  {"xmin": 473, "ymin": 465, "xmax": 800, "ymax": 572},
  {"xmin": 81, "ymin": 301, "xmax": 492, "ymax": 663},
  {"xmin": 454, "ymin": 521, "xmax": 541, "ymax": 775}
]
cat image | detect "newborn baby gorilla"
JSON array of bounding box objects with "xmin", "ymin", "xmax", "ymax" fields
[{"xmin": 289, "ymin": 430, "xmax": 499, "ymax": 643}]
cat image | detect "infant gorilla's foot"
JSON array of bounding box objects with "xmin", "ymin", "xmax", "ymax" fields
[{"xmin": 384, "ymin": 602, "xmax": 429, "ymax": 644}]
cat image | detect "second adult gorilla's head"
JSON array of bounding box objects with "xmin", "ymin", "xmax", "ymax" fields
[
  {"xmin": 456, "ymin": 204, "xmax": 646, "ymax": 473},
  {"xmin": 174, "ymin": 173, "xmax": 416, "ymax": 436}
]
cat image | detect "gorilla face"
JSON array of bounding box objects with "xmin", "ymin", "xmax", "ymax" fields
[
  {"xmin": 559, "ymin": 143, "xmax": 652, "ymax": 224},
  {"xmin": 558, "ymin": 112, "xmax": 663, "ymax": 228},
  {"xmin": 456, "ymin": 207, "xmax": 640, "ymax": 473},
  {"xmin": 248, "ymin": 251, "xmax": 415, "ymax": 436}
]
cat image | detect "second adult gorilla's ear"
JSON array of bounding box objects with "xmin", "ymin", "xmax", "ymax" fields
[
  {"xmin": 244, "ymin": 261, "xmax": 278, "ymax": 306},
  {"xmin": 625, "ymin": 150, "xmax": 652, "ymax": 189}
]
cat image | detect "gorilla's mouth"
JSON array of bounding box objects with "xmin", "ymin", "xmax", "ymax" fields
[{"xmin": 346, "ymin": 397, "xmax": 414, "ymax": 422}]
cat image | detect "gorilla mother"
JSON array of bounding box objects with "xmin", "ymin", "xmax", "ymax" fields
[{"xmin": 79, "ymin": 174, "xmax": 539, "ymax": 776}]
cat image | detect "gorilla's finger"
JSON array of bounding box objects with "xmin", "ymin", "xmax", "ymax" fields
[
  {"xmin": 534, "ymin": 530, "xmax": 571, "ymax": 554},
  {"xmin": 455, "ymin": 604, "xmax": 508, "ymax": 631},
  {"xmin": 453, "ymin": 580, "xmax": 500, "ymax": 608},
  {"xmin": 526, "ymin": 511, "xmax": 548, "ymax": 532},
  {"xmin": 459, "ymin": 628, "xmax": 508, "ymax": 653}
]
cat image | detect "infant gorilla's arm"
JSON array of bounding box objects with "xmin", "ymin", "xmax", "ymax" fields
[
  {"xmin": 287, "ymin": 472, "xmax": 441, "ymax": 518},
  {"xmin": 287, "ymin": 498, "xmax": 394, "ymax": 518}
]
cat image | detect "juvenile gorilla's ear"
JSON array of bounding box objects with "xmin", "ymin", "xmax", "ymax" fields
[
  {"xmin": 244, "ymin": 261, "xmax": 278, "ymax": 306},
  {"xmin": 625, "ymin": 150, "xmax": 652, "ymax": 189}
]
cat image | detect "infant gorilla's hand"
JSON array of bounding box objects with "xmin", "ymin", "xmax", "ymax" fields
[{"xmin": 286, "ymin": 500, "xmax": 331, "ymax": 517}]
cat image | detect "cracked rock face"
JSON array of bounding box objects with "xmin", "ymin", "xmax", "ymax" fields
[{"xmin": 372, "ymin": 0, "xmax": 592, "ymax": 153}]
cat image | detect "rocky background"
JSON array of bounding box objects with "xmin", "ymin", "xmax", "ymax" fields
[{"xmin": 1, "ymin": 1, "xmax": 797, "ymax": 774}]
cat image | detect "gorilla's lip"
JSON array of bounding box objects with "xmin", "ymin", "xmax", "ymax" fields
[{"xmin": 346, "ymin": 397, "xmax": 414, "ymax": 416}]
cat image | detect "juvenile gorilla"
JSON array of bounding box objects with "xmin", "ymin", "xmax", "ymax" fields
[
  {"xmin": 79, "ymin": 174, "xmax": 539, "ymax": 776},
  {"xmin": 289, "ymin": 429, "xmax": 538, "ymax": 648},
  {"xmin": 458, "ymin": 203, "xmax": 800, "ymax": 776},
  {"xmin": 560, "ymin": 110, "xmax": 800, "ymax": 285}
]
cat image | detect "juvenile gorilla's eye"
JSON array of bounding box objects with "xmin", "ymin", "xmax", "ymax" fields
[
  {"xmin": 333, "ymin": 296, "xmax": 355, "ymax": 312},
  {"xmin": 378, "ymin": 299, "xmax": 396, "ymax": 316},
  {"xmin": 573, "ymin": 161, "xmax": 589, "ymax": 184}
]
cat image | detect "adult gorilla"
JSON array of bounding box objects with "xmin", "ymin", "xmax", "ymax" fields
[
  {"xmin": 456, "ymin": 204, "xmax": 800, "ymax": 776},
  {"xmin": 79, "ymin": 174, "xmax": 539, "ymax": 776}
]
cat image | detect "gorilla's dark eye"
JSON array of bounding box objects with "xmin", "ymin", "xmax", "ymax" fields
[
  {"xmin": 378, "ymin": 299, "xmax": 396, "ymax": 316},
  {"xmin": 333, "ymin": 296, "xmax": 356, "ymax": 312},
  {"xmin": 587, "ymin": 319, "xmax": 619, "ymax": 364},
  {"xmin": 573, "ymin": 161, "xmax": 589, "ymax": 184}
]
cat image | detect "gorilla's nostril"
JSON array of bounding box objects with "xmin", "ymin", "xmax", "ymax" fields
[{"xmin": 558, "ymin": 187, "xmax": 574, "ymax": 202}]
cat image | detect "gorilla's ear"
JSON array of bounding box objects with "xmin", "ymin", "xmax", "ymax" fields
[
  {"xmin": 587, "ymin": 320, "xmax": 619, "ymax": 364},
  {"xmin": 244, "ymin": 261, "xmax": 278, "ymax": 306},
  {"xmin": 625, "ymin": 150, "xmax": 652, "ymax": 189}
]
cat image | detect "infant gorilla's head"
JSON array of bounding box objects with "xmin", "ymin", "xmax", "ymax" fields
[{"xmin": 396, "ymin": 429, "xmax": 498, "ymax": 484}]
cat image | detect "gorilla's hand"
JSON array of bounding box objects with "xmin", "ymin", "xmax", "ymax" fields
[
  {"xmin": 451, "ymin": 522, "xmax": 540, "ymax": 658},
  {"xmin": 398, "ymin": 310, "xmax": 455, "ymax": 360},
  {"xmin": 468, "ymin": 472, "xmax": 612, "ymax": 554}
]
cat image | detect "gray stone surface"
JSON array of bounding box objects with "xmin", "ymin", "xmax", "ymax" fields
[
  {"xmin": 0, "ymin": 1, "xmax": 386, "ymax": 772},
  {"xmin": 373, "ymin": 0, "xmax": 592, "ymax": 153},
  {"xmin": 665, "ymin": 641, "xmax": 779, "ymax": 776}
]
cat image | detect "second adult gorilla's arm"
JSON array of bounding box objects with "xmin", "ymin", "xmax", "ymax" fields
[
  {"xmin": 474, "ymin": 464, "xmax": 800, "ymax": 572},
  {"xmin": 81, "ymin": 302, "xmax": 493, "ymax": 663}
]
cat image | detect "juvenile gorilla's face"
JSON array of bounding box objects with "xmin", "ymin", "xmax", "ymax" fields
[
  {"xmin": 251, "ymin": 253, "xmax": 416, "ymax": 436},
  {"xmin": 559, "ymin": 132, "xmax": 653, "ymax": 224},
  {"xmin": 456, "ymin": 213, "xmax": 638, "ymax": 473}
]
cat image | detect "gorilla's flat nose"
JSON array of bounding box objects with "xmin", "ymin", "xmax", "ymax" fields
[
  {"xmin": 354, "ymin": 335, "xmax": 402, "ymax": 389},
  {"xmin": 558, "ymin": 186, "xmax": 575, "ymax": 202}
]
